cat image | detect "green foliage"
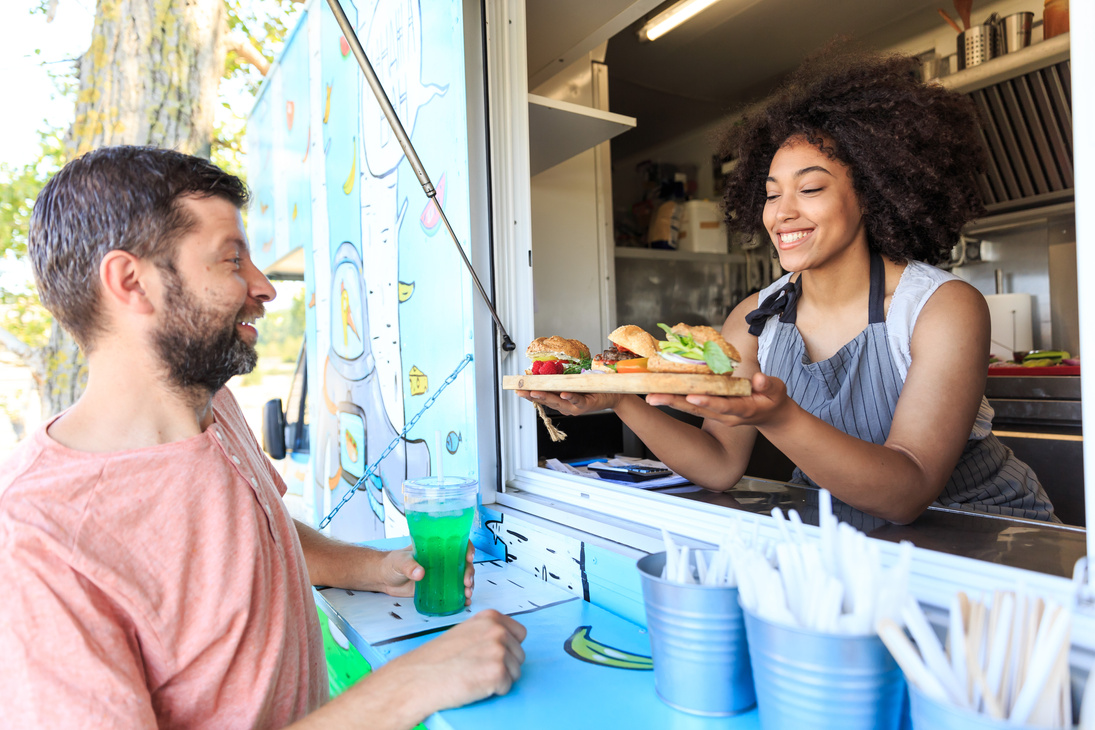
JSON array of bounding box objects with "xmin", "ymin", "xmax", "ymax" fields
[
  {"xmin": 215, "ymin": 1, "xmax": 303, "ymax": 185},
  {"xmin": 223, "ymin": 0, "xmax": 298, "ymax": 92},
  {"xmin": 0, "ymin": 284, "xmax": 52, "ymax": 350},
  {"xmin": 0, "ymin": 128, "xmax": 65, "ymax": 259},
  {"xmin": 238, "ymin": 283, "xmax": 305, "ymax": 385},
  {"xmin": 0, "ymin": 127, "xmax": 65, "ymax": 350},
  {"xmin": 255, "ymin": 283, "xmax": 306, "ymax": 364}
]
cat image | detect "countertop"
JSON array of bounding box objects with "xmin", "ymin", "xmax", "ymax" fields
[{"xmin": 658, "ymin": 476, "xmax": 1086, "ymax": 579}]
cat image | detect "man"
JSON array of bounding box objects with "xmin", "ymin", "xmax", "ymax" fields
[{"xmin": 0, "ymin": 146, "xmax": 526, "ymax": 728}]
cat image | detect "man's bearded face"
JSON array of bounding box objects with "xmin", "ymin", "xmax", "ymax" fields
[{"xmin": 153, "ymin": 267, "xmax": 261, "ymax": 395}]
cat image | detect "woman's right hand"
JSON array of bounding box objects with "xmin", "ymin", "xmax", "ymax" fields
[{"xmin": 515, "ymin": 389, "xmax": 624, "ymax": 415}]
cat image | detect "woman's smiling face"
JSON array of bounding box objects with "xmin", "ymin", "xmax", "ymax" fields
[{"xmin": 762, "ymin": 136, "xmax": 868, "ymax": 273}]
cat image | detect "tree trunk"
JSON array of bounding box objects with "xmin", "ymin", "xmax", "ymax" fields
[
  {"xmin": 27, "ymin": 0, "xmax": 228, "ymax": 417},
  {"xmin": 66, "ymin": 0, "xmax": 226, "ymax": 158}
]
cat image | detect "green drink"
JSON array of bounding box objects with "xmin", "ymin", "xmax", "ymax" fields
[
  {"xmin": 407, "ymin": 506, "xmax": 475, "ymax": 615},
  {"xmin": 403, "ymin": 477, "xmax": 478, "ymax": 617}
]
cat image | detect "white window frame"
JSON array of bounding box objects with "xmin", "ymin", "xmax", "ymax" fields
[{"xmin": 483, "ymin": 0, "xmax": 1095, "ymax": 654}]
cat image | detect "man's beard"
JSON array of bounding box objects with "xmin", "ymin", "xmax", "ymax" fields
[{"xmin": 153, "ymin": 270, "xmax": 261, "ymax": 396}]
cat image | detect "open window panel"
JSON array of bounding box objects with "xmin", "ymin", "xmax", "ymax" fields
[{"xmin": 483, "ymin": 0, "xmax": 1095, "ymax": 658}]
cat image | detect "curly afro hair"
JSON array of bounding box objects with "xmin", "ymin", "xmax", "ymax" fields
[{"xmin": 718, "ymin": 43, "xmax": 986, "ymax": 265}]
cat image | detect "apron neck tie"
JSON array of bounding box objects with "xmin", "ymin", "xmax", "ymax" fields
[{"xmin": 746, "ymin": 277, "xmax": 801, "ymax": 337}]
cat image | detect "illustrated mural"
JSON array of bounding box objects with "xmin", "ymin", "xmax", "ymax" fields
[{"xmin": 247, "ymin": 0, "xmax": 480, "ymax": 544}]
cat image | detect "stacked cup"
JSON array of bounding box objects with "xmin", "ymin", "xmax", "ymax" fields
[{"xmin": 637, "ymin": 549, "xmax": 755, "ymax": 716}]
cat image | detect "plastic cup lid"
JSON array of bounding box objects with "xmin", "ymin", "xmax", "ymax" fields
[{"xmin": 403, "ymin": 476, "xmax": 478, "ymax": 497}]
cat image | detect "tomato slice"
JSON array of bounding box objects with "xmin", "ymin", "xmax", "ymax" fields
[{"xmin": 615, "ymin": 357, "xmax": 649, "ymax": 373}]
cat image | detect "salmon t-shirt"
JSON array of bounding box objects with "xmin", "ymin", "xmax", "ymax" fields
[{"xmin": 0, "ymin": 388, "xmax": 327, "ymax": 728}]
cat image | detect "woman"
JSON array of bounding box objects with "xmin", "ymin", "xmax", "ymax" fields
[{"xmin": 521, "ymin": 46, "xmax": 1055, "ymax": 524}]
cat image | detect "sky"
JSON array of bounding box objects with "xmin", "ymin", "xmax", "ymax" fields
[{"xmin": 0, "ymin": 2, "xmax": 94, "ymax": 168}]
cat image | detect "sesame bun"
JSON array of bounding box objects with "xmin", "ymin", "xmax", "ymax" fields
[
  {"xmin": 607, "ymin": 325, "xmax": 658, "ymax": 359},
  {"xmin": 526, "ymin": 336, "xmax": 590, "ymax": 361},
  {"xmin": 669, "ymin": 323, "xmax": 741, "ymax": 363}
]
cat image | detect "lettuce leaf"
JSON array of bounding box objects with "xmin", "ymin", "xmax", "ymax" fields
[
  {"xmin": 703, "ymin": 341, "xmax": 733, "ymax": 374},
  {"xmin": 657, "ymin": 323, "xmax": 704, "ymax": 360},
  {"xmin": 657, "ymin": 322, "xmax": 735, "ymax": 374}
]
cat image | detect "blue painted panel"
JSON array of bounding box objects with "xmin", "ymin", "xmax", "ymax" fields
[
  {"xmin": 472, "ymin": 505, "xmax": 507, "ymax": 561},
  {"xmin": 585, "ymin": 543, "xmax": 647, "ymax": 627}
]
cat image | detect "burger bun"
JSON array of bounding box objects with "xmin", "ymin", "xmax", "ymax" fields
[
  {"xmin": 607, "ymin": 325, "xmax": 658, "ymax": 359},
  {"xmin": 668, "ymin": 323, "xmax": 741, "ymax": 363},
  {"xmin": 526, "ymin": 336, "xmax": 590, "ymax": 361},
  {"xmin": 647, "ymin": 353, "xmax": 713, "ymax": 375}
]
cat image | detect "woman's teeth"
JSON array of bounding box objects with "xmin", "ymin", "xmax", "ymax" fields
[{"xmin": 779, "ymin": 230, "xmax": 810, "ymax": 244}]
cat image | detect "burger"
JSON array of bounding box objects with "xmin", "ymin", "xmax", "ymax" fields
[
  {"xmin": 591, "ymin": 325, "xmax": 660, "ymax": 373},
  {"xmin": 525, "ymin": 336, "xmax": 591, "ymax": 374},
  {"xmin": 647, "ymin": 323, "xmax": 741, "ymax": 375}
]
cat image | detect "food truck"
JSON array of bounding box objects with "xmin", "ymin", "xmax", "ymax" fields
[{"xmin": 246, "ymin": 0, "xmax": 1095, "ymax": 724}]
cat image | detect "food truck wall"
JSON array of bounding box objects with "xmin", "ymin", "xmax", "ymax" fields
[
  {"xmin": 246, "ymin": 0, "xmax": 500, "ymax": 546},
  {"xmin": 246, "ymin": 0, "xmax": 1095, "ymax": 682}
]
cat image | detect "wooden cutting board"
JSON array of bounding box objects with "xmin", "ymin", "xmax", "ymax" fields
[{"xmin": 502, "ymin": 373, "xmax": 752, "ymax": 396}]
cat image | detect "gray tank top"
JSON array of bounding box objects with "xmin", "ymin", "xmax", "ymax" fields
[{"xmin": 747, "ymin": 251, "xmax": 1056, "ymax": 523}]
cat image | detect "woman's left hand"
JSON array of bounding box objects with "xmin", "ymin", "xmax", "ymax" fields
[
  {"xmin": 645, "ymin": 371, "xmax": 793, "ymax": 429},
  {"xmin": 380, "ymin": 542, "xmax": 476, "ymax": 604}
]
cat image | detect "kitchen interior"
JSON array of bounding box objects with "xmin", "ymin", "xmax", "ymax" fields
[{"xmin": 522, "ymin": 0, "xmax": 1082, "ymax": 525}]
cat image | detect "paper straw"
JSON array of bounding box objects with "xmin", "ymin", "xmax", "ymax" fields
[
  {"xmin": 878, "ymin": 618, "xmax": 951, "ymax": 703},
  {"xmin": 435, "ymin": 430, "xmax": 444, "ymax": 482},
  {"xmin": 950, "ymin": 593, "xmax": 970, "ymax": 706},
  {"xmin": 903, "ymin": 597, "xmax": 969, "ymax": 709}
]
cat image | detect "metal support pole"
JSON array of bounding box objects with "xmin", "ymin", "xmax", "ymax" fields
[{"xmin": 324, "ymin": 0, "xmax": 516, "ymax": 352}]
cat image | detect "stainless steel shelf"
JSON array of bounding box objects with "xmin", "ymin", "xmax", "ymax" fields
[
  {"xmin": 938, "ymin": 33, "xmax": 1070, "ymax": 94},
  {"xmin": 964, "ymin": 198, "xmax": 1075, "ymax": 237}
]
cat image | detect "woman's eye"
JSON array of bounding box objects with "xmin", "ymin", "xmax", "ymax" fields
[
  {"xmin": 801, "ymin": 187, "xmax": 822, "ymax": 195},
  {"xmin": 764, "ymin": 193, "xmax": 779, "ymax": 202}
]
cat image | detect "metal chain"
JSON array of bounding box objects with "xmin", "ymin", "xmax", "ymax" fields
[{"xmin": 318, "ymin": 353, "xmax": 474, "ymax": 530}]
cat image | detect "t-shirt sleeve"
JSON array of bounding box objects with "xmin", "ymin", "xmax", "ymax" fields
[{"xmin": 0, "ymin": 530, "xmax": 158, "ymax": 728}]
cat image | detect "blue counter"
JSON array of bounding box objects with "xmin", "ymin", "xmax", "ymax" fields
[{"xmin": 313, "ymin": 538, "xmax": 761, "ymax": 729}]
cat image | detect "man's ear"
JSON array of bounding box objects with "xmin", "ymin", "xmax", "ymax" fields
[{"xmin": 99, "ymin": 250, "xmax": 156, "ymax": 315}]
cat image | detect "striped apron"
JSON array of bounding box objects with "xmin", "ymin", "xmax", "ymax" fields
[{"xmin": 747, "ymin": 251, "xmax": 1056, "ymax": 523}]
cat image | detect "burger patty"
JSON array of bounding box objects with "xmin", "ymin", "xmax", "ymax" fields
[{"xmin": 593, "ymin": 345, "xmax": 637, "ymax": 365}]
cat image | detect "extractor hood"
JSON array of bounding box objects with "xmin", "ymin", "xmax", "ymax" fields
[{"xmin": 940, "ymin": 34, "xmax": 1072, "ymax": 216}]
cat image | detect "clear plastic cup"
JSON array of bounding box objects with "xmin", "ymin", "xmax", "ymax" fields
[{"xmin": 403, "ymin": 477, "xmax": 478, "ymax": 616}]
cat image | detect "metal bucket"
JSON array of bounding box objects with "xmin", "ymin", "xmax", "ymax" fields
[
  {"xmin": 744, "ymin": 607, "xmax": 906, "ymax": 730},
  {"xmin": 636, "ymin": 551, "xmax": 756, "ymax": 716},
  {"xmin": 999, "ymin": 12, "xmax": 1033, "ymax": 54},
  {"xmin": 958, "ymin": 25, "xmax": 998, "ymax": 70},
  {"xmin": 909, "ymin": 682, "xmax": 1041, "ymax": 729}
]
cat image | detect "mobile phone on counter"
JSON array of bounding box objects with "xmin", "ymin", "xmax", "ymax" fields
[{"xmin": 588, "ymin": 464, "xmax": 673, "ymax": 482}]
